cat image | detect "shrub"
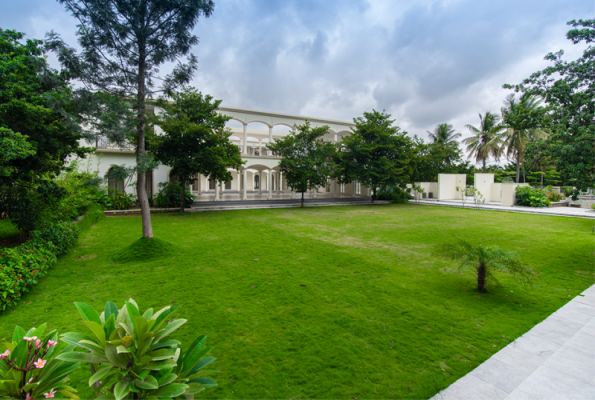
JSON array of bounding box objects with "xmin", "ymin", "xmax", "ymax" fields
[
  {"xmin": 58, "ymin": 299, "xmax": 218, "ymax": 399},
  {"xmin": 29, "ymin": 222, "xmax": 80, "ymax": 257},
  {"xmin": 515, "ymin": 186, "xmax": 551, "ymax": 207},
  {"xmin": 154, "ymin": 182, "xmax": 195, "ymax": 208},
  {"xmin": 377, "ymin": 186, "xmax": 412, "ymax": 203},
  {"xmin": 96, "ymin": 190, "xmax": 137, "ymax": 211},
  {"xmin": 546, "ymin": 191, "xmax": 564, "ymax": 202},
  {"xmin": 0, "ymin": 324, "xmax": 81, "ymax": 400}
]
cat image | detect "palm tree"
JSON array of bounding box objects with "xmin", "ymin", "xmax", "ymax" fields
[
  {"xmin": 440, "ymin": 239, "xmax": 534, "ymax": 292},
  {"xmin": 501, "ymin": 94, "xmax": 548, "ymax": 183},
  {"xmin": 463, "ymin": 112, "xmax": 505, "ymax": 173},
  {"xmin": 427, "ymin": 123, "xmax": 462, "ymax": 145}
]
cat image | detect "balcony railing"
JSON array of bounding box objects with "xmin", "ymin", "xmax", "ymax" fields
[{"xmin": 95, "ymin": 136, "xmax": 135, "ymax": 150}]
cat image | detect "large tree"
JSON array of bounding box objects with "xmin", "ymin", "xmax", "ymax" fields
[
  {"xmin": 267, "ymin": 122, "xmax": 336, "ymax": 208},
  {"xmin": 504, "ymin": 19, "xmax": 594, "ymax": 190},
  {"xmin": 335, "ymin": 110, "xmax": 414, "ymax": 201},
  {"xmin": 0, "ymin": 29, "xmax": 90, "ymax": 234},
  {"xmin": 151, "ymin": 88, "xmax": 243, "ymax": 213},
  {"xmin": 51, "ymin": 0, "xmax": 215, "ymax": 238},
  {"xmin": 463, "ymin": 111, "xmax": 505, "ymax": 172},
  {"xmin": 427, "ymin": 123, "xmax": 461, "ymax": 145},
  {"xmin": 501, "ymin": 94, "xmax": 548, "ymax": 183}
]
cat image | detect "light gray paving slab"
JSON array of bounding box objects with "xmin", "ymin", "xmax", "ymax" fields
[
  {"xmin": 433, "ymin": 374, "xmax": 508, "ymax": 400},
  {"xmin": 551, "ymin": 306, "xmax": 594, "ymax": 324},
  {"xmin": 527, "ymin": 316, "xmax": 585, "ymax": 346},
  {"xmin": 470, "ymin": 358, "xmax": 529, "ymax": 393},
  {"xmin": 430, "ymin": 285, "xmax": 595, "ymax": 400},
  {"xmin": 492, "ymin": 345, "xmax": 550, "ymax": 375},
  {"xmin": 511, "ymin": 364, "xmax": 595, "ymax": 400}
]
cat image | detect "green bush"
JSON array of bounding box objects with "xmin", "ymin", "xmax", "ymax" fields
[
  {"xmin": 546, "ymin": 191, "xmax": 564, "ymax": 202},
  {"xmin": 377, "ymin": 186, "xmax": 412, "ymax": 203},
  {"xmin": 154, "ymin": 182, "xmax": 195, "ymax": 208},
  {"xmin": 96, "ymin": 190, "xmax": 137, "ymax": 211},
  {"xmin": 58, "ymin": 299, "xmax": 218, "ymax": 399},
  {"xmin": 30, "ymin": 222, "xmax": 80, "ymax": 257},
  {"xmin": 515, "ymin": 186, "xmax": 551, "ymax": 207}
]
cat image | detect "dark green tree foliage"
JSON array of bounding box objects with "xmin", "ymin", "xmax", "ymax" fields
[
  {"xmin": 151, "ymin": 88, "xmax": 243, "ymax": 213},
  {"xmin": 267, "ymin": 122, "xmax": 336, "ymax": 207},
  {"xmin": 51, "ymin": 0, "xmax": 215, "ymax": 237},
  {"xmin": 0, "ymin": 29, "xmax": 90, "ymax": 234},
  {"xmin": 427, "ymin": 123, "xmax": 462, "ymax": 145},
  {"xmin": 336, "ymin": 111, "xmax": 415, "ymax": 201},
  {"xmin": 463, "ymin": 111, "xmax": 505, "ymax": 173},
  {"xmin": 504, "ymin": 19, "xmax": 594, "ymax": 190}
]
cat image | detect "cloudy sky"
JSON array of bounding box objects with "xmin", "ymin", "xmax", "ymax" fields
[{"xmin": 0, "ymin": 0, "xmax": 591, "ymax": 151}]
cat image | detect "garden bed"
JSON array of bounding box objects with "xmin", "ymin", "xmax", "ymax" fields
[{"xmin": 103, "ymin": 207, "xmax": 183, "ymax": 216}]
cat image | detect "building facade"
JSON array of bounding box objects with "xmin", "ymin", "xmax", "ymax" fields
[{"xmin": 85, "ymin": 106, "xmax": 371, "ymax": 201}]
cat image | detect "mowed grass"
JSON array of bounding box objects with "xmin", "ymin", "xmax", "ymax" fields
[{"xmin": 0, "ymin": 204, "xmax": 593, "ymax": 399}]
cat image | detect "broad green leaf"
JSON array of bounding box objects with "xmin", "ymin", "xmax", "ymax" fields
[
  {"xmin": 10, "ymin": 338, "xmax": 29, "ymax": 368},
  {"xmin": 149, "ymin": 340, "xmax": 180, "ymax": 351},
  {"xmin": 56, "ymin": 351, "xmax": 107, "ymax": 364},
  {"xmin": 153, "ymin": 383, "xmax": 188, "ymax": 398},
  {"xmin": 134, "ymin": 375, "xmax": 158, "ymax": 390},
  {"xmin": 89, "ymin": 365, "xmax": 114, "ymax": 387},
  {"xmin": 142, "ymin": 359, "xmax": 176, "ymax": 371},
  {"xmin": 125, "ymin": 302, "xmax": 141, "ymax": 335},
  {"xmin": 184, "ymin": 382, "xmax": 206, "ymax": 395},
  {"xmin": 103, "ymin": 314, "xmax": 116, "ymax": 340},
  {"xmin": 139, "ymin": 370, "xmax": 149, "ymax": 380},
  {"xmin": 74, "ymin": 302, "xmax": 102, "ymax": 324},
  {"xmin": 141, "ymin": 308, "xmax": 153, "ymax": 319},
  {"xmin": 116, "ymin": 346, "xmax": 131, "ymax": 354},
  {"xmin": 105, "ymin": 301, "xmax": 119, "ymax": 321},
  {"xmin": 188, "ymin": 377, "xmax": 217, "ymax": 388},
  {"xmin": 114, "ymin": 377, "xmax": 130, "ymax": 400},
  {"xmin": 157, "ymin": 372, "xmax": 177, "ymax": 387},
  {"xmin": 31, "ymin": 323, "xmax": 47, "ymax": 340},
  {"xmin": 147, "ymin": 348, "xmax": 175, "ymax": 361},
  {"xmin": 153, "ymin": 319, "xmax": 186, "ymax": 343},
  {"xmin": 79, "ymin": 340, "xmax": 105, "ymax": 352},
  {"xmin": 188, "ymin": 356, "xmax": 216, "ymax": 376},
  {"xmin": 153, "ymin": 306, "xmax": 179, "ymax": 329},
  {"xmin": 84, "ymin": 321, "xmax": 106, "ymax": 345},
  {"xmin": 104, "ymin": 344, "xmax": 129, "ymax": 370},
  {"xmin": 182, "ymin": 346, "xmax": 212, "ymax": 378}
]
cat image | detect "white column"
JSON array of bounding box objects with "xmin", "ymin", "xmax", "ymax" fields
[
  {"xmin": 258, "ymin": 172, "xmax": 262, "ymax": 195},
  {"xmin": 313, "ymin": 186, "xmax": 317, "ymax": 198},
  {"xmin": 269, "ymin": 126, "xmax": 273, "ymax": 144},
  {"xmin": 215, "ymin": 181, "xmax": 220, "ymax": 201},
  {"xmin": 333, "ymin": 179, "xmax": 337, "ymax": 198},
  {"xmin": 267, "ymin": 169, "xmax": 273, "ymax": 199},
  {"xmin": 291, "ymin": 189, "xmax": 296, "ymax": 199},
  {"xmin": 242, "ymin": 123, "xmax": 247, "ymax": 155},
  {"xmin": 276, "ymin": 172, "xmax": 281, "ymax": 194},
  {"xmin": 334, "ymin": 133, "xmax": 337, "ymax": 142},
  {"xmin": 352, "ymin": 181, "xmax": 356, "ymax": 198},
  {"xmin": 242, "ymin": 169, "xmax": 247, "ymax": 200},
  {"xmin": 197, "ymin": 174, "xmax": 201, "ymax": 195}
]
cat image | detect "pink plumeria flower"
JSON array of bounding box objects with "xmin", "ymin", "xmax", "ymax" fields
[
  {"xmin": 44, "ymin": 389, "xmax": 57, "ymax": 399},
  {"xmin": 0, "ymin": 349, "xmax": 9, "ymax": 359},
  {"xmin": 35, "ymin": 339, "xmax": 43, "ymax": 349},
  {"xmin": 46, "ymin": 340, "xmax": 58, "ymax": 349},
  {"xmin": 33, "ymin": 358, "xmax": 47, "ymax": 369},
  {"xmin": 23, "ymin": 336, "xmax": 37, "ymax": 342},
  {"xmin": 26, "ymin": 393, "xmax": 32, "ymax": 400}
]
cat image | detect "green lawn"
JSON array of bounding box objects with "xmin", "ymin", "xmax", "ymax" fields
[{"xmin": 1, "ymin": 204, "xmax": 593, "ymax": 399}]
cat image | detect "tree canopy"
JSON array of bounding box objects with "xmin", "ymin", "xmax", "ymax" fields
[
  {"xmin": 267, "ymin": 122, "xmax": 336, "ymax": 207},
  {"xmin": 463, "ymin": 111, "xmax": 505, "ymax": 173},
  {"xmin": 151, "ymin": 87, "xmax": 243, "ymax": 213},
  {"xmin": 50, "ymin": 0, "xmax": 215, "ymax": 237},
  {"xmin": 504, "ymin": 18, "xmax": 594, "ymax": 189},
  {"xmin": 335, "ymin": 110, "xmax": 414, "ymax": 200}
]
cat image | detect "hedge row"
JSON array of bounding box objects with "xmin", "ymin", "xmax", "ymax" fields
[{"xmin": 0, "ymin": 222, "xmax": 80, "ymax": 311}]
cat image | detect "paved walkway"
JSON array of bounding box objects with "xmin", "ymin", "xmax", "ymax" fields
[
  {"xmin": 188, "ymin": 197, "xmax": 386, "ymax": 212},
  {"xmin": 410, "ymin": 199, "xmax": 595, "ymax": 219},
  {"xmin": 432, "ymin": 285, "xmax": 595, "ymax": 400}
]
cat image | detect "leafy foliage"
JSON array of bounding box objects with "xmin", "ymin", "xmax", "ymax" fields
[
  {"xmin": 58, "ymin": 299, "xmax": 218, "ymax": 399},
  {"xmin": 335, "ymin": 110, "xmax": 414, "ymax": 201},
  {"xmin": 515, "ymin": 186, "xmax": 552, "ymax": 208},
  {"xmin": 427, "ymin": 123, "xmax": 461, "ymax": 145},
  {"xmin": 376, "ymin": 186, "xmax": 412, "ymax": 203},
  {"xmin": 0, "ymin": 324, "xmax": 81, "ymax": 399},
  {"xmin": 153, "ymin": 182, "xmax": 196, "ymax": 209},
  {"xmin": 151, "ymin": 88, "xmax": 242, "ymax": 213},
  {"xmin": 267, "ymin": 121, "xmax": 336, "ymax": 207},
  {"xmin": 463, "ymin": 112, "xmax": 505, "ymax": 172},
  {"xmin": 504, "ymin": 19, "xmax": 594, "ymax": 190},
  {"xmin": 439, "ymin": 239, "xmax": 534, "ymax": 292}
]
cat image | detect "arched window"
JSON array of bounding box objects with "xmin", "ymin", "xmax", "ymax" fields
[
  {"xmin": 225, "ymin": 180, "xmax": 232, "ymax": 190},
  {"xmin": 107, "ymin": 168, "xmax": 125, "ymax": 196},
  {"xmin": 254, "ymin": 174, "xmax": 260, "ymax": 190}
]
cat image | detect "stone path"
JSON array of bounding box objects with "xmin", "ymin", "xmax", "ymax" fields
[
  {"xmin": 432, "ymin": 285, "xmax": 595, "ymax": 400},
  {"xmin": 410, "ymin": 199, "xmax": 595, "ymax": 219}
]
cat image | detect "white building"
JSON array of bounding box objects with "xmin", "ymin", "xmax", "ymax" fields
[{"xmin": 85, "ymin": 105, "xmax": 371, "ymax": 201}]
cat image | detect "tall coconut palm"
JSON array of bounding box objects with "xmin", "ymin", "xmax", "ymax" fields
[
  {"xmin": 463, "ymin": 112, "xmax": 505, "ymax": 172},
  {"xmin": 501, "ymin": 94, "xmax": 548, "ymax": 183},
  {"xmin": 440, "ymin": 239, "xmax": 534, "ymax": 292},
  {"xmin": 427, "ymin": 123, "xmax": 462, "ymax": 145}
]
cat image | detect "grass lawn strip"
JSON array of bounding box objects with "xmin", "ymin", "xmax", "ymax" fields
[{"xmin": 0, "ymin": 204, "xmax": 592, "ymax": 399}]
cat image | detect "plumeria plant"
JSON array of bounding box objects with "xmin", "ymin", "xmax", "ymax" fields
[
  {"xmin": 0, "ymin": 324, "xmax": 80, "ymax": 399},
  {"xmin": 57, "ymin": 299, "xmax": 218, "ymax": 400}
]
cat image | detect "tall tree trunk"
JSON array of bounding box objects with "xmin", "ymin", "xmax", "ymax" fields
[
  {"xmin": 372, "ymin": 187, "xmax": 376, "ymax": 203},
  {"xmin": 301, "ymin": 191, "xmax": 304, "ymax": 208},
  {"xmin": 477, "ymin": 262, "xmax": 487, "ymax": 292},
  {"xmin": 516, "ymin": 151, "xmax": 521, "ymax": 184},
  {"xmin": 482, "ymin": 158, "xmax": 486, "ymax": 173},
  {"xmin": 137, "ymin": 56, "xmax": 153, "ymax": 238},
  {"xmin": 180, "ymin": 178, "xmax": 186, "ymax": 214}
]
